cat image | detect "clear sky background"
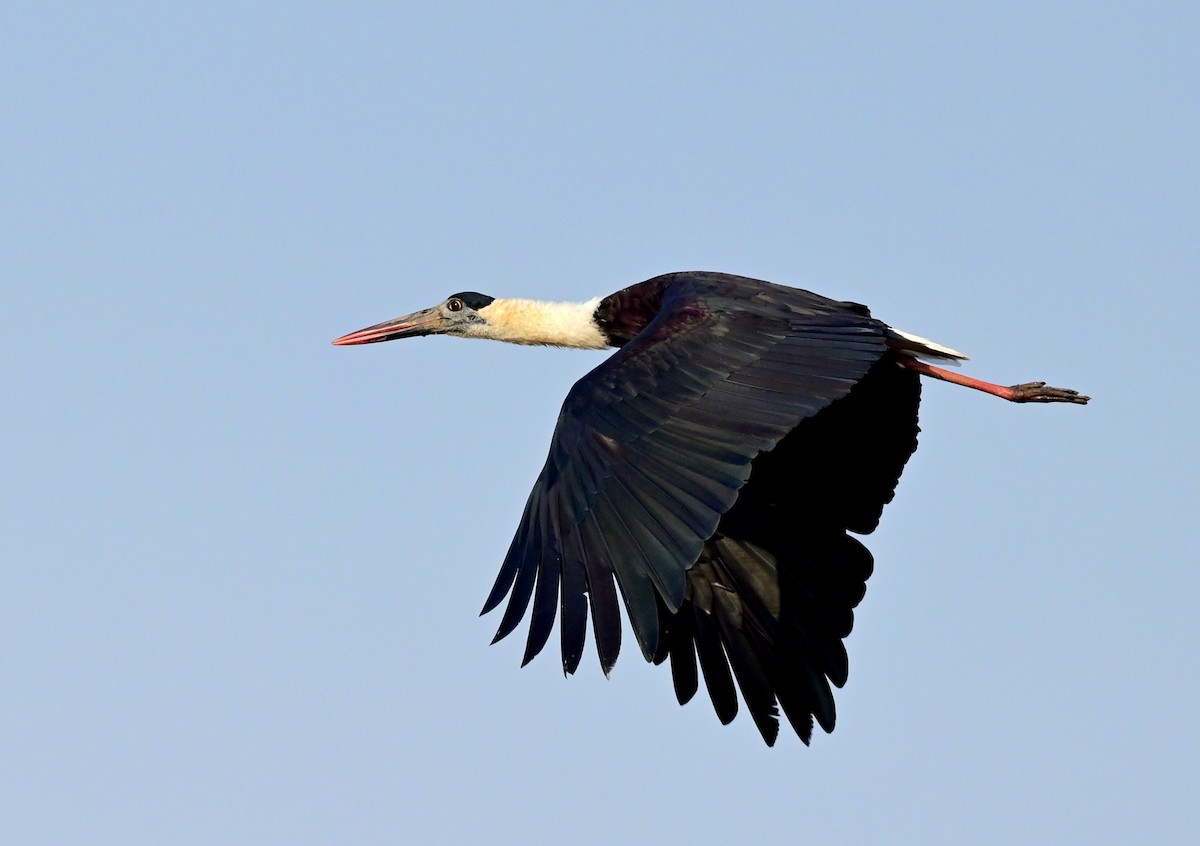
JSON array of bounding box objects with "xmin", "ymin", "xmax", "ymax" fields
[{"xmin": 4, "ymin": 2, "xmax": 1196, "ymax": 844}]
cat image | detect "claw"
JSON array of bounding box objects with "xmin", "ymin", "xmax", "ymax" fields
[{"xmin": 1007, "ymin": 382, "xmax": 1090, "ymax": 404}]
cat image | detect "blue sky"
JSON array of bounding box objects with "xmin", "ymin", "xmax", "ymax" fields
[{"xmin": 4, "ymin": 2, "xmax": 1197, "ymax": 843}]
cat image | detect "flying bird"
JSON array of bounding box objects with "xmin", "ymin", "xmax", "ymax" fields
[{"xmin": 333, "ymin": 271, "xmax": 1088, "ymax": 745}]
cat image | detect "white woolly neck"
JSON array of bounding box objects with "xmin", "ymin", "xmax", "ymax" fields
[{"xmin": 468, "ymin": 297, "xmax": 609, "ymax": 349}]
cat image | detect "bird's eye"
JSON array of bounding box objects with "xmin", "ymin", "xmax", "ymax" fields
[{"xmin": 447, "ymin": 298, "xmax": 464, "ymax": 312}]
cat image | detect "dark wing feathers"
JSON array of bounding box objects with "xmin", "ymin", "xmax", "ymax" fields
[
  {"xmin": 575, "ymin": 516, "xmax": 623, "ymax": 674},
  {"xmin": 483, "ymin": 272, "xmax": 920, "ymax": 743},
  {"xmin": 664, "ymin": 358, "xmax": 921, "ymax": 744},
  {"xmin": 557, "ymin": 528, "xmax": 590, "ymax": 673}
]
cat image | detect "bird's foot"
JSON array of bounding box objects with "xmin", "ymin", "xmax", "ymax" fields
[
  {"xmin": 1007, "ymin": 382, "xmax": 1090, "ymax": 404},
  {"xmin": 899, "ymin": 358, "xmax": 1091, "ymax": 405}
]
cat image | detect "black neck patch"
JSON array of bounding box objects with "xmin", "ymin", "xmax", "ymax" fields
[{"xmin": 448, "ymin": 292, "xmax": 495, "ymax": 310}]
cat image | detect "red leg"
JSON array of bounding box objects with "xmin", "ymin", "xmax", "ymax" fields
[{"xmin": 898, "ymin": 357, "xmax": 1090, "ymax": 404}]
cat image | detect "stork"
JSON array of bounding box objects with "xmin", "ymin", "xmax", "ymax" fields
[{"xmin": 333, "ymin": 271, "xmax": 1088, "ymax": 745}]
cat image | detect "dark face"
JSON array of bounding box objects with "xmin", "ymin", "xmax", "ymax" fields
[{"xmin": 331, "ymin": 292, "xmax": 496, "ymax": 345}]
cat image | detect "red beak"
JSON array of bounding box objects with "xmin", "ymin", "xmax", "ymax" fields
[{"xmin": 332, "ymin": 307, "xmax": 444, "ymax": 345}]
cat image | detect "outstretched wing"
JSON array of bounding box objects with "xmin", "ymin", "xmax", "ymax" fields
[{"xmin": 481, "ymin": 273, "xmax": 892, "ymax": 683}]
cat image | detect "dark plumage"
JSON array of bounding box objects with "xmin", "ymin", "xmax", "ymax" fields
[{"xmin": 482, "ymin": 273, "xmax": 916, "ymax": 744}]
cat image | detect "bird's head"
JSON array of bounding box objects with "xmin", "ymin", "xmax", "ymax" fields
[
  {"xmin": 333, "ymin": 292, "xmax": 609, "ymax": 349},
  {"xmin": 332, "ymin": 292, "xmax": 498, "ymax": 345}
]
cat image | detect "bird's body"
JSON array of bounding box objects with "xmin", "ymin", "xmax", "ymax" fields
[{"xmin": 334, "ymin": 271, "xmax": 1088, "ymax": 745}]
